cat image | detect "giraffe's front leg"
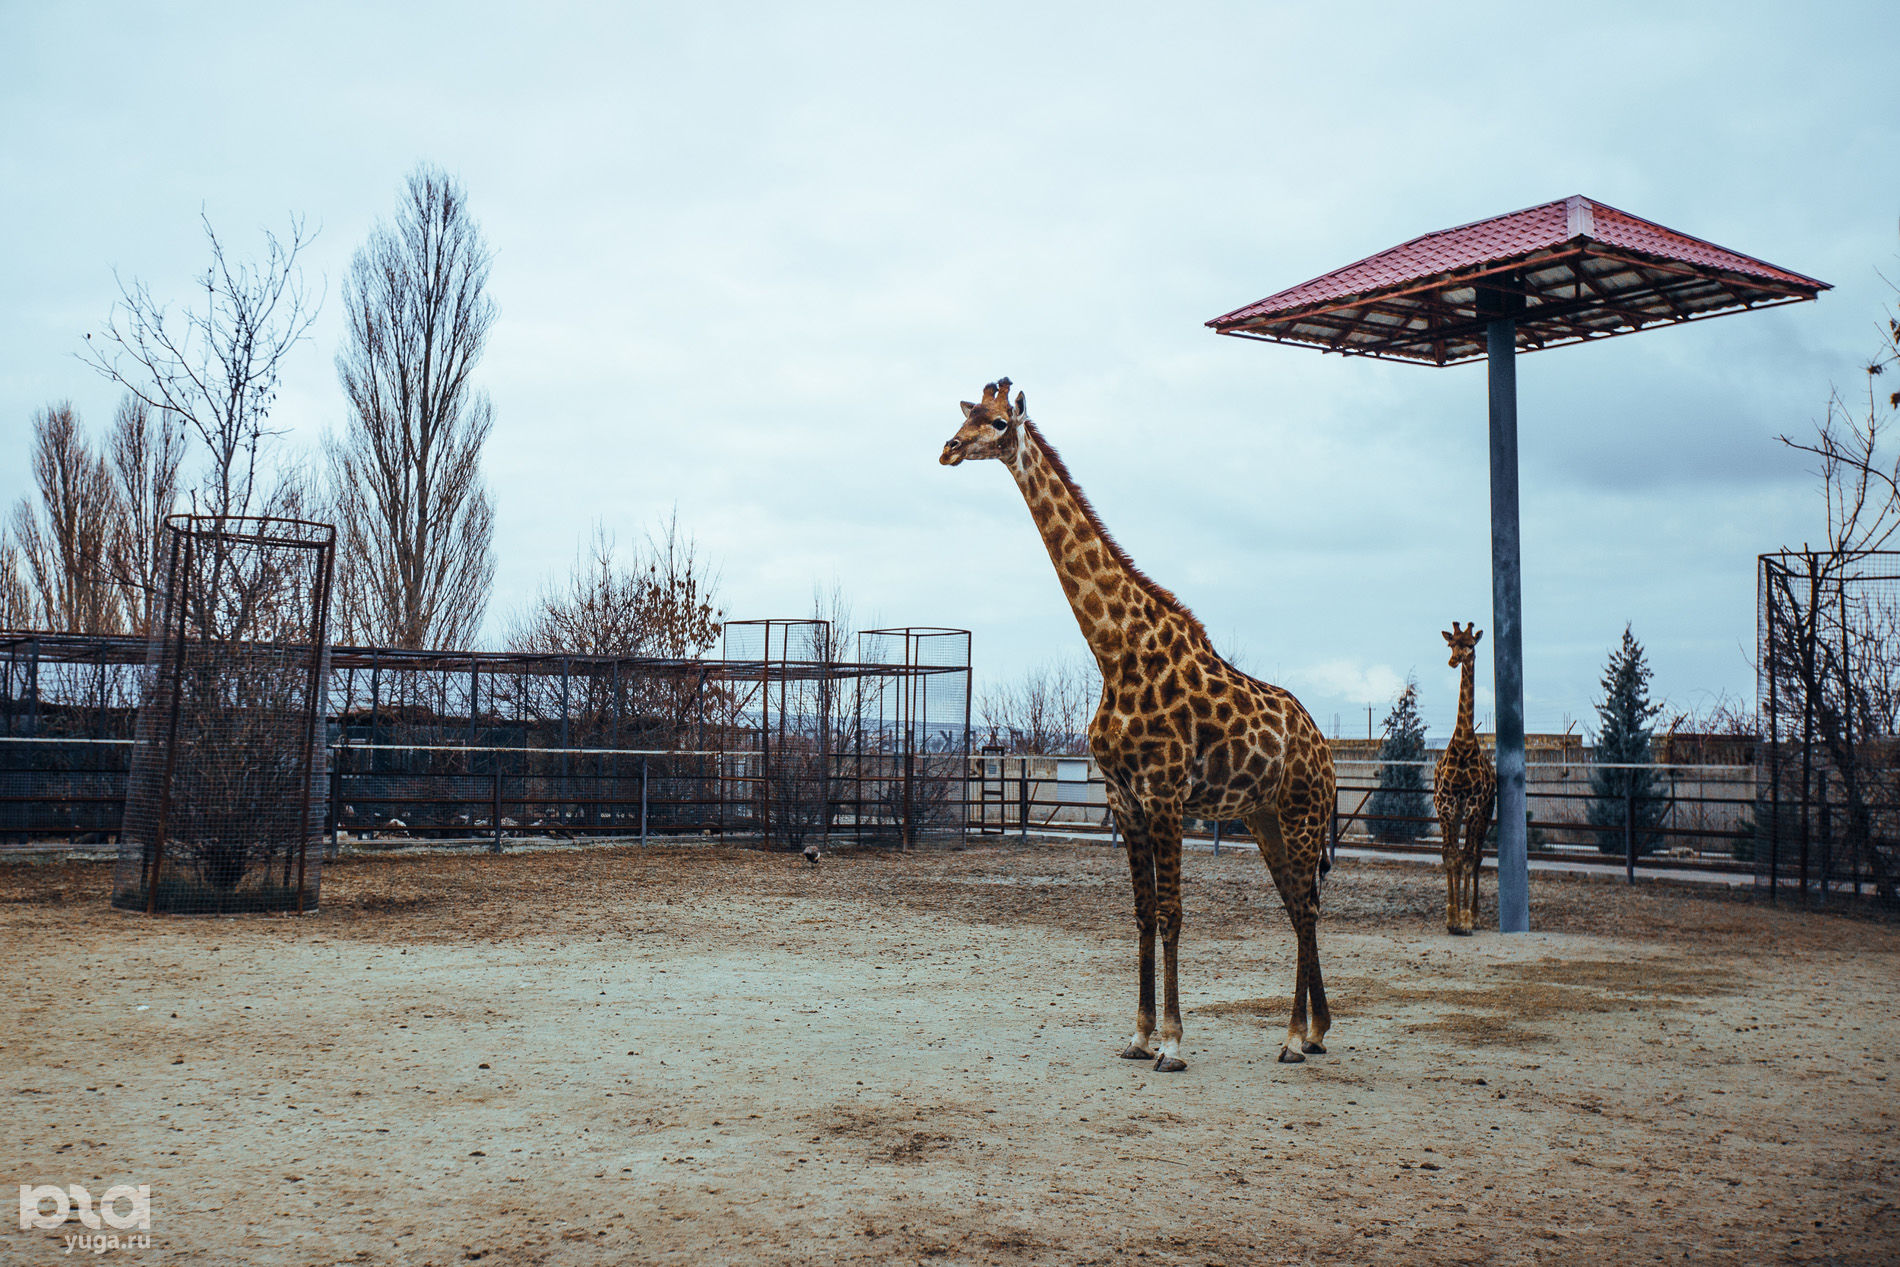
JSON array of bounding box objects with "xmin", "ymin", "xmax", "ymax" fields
[
  {"xmin": 1122, "ymin": 910, "xmax": 1157, "ymax": 1061},
  {"xmin": 1151, "ymin": 812, "xmax": 1188, "ymax": 1072},
  {"xmin": 1117, "ymin": 799, "xmax": 1158, "ymax": 1062},
  {"xmin": 1463, "ymin": 800, "xmax": 1493, "ymax": 935},
  {"xmin": 1440, "ymin": 814, "xmax": 1468, "ymax": 936}
]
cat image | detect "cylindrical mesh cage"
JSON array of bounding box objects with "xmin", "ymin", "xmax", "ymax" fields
[
  {"xmin": 853, "ymin": 627, "xmax": 972, "ymax": 845},
  {"xmin": 1758, "ymin": 550, "xmax": 1900, "ymax": 908},
  {"xmin": 722, "ymin": 619, "xmax": 834, "ymax": 849},
  {"xmin": 113, "ymin": 516, "xmax": 336, "ymax": 914}
]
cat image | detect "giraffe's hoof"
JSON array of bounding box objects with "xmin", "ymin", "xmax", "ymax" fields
[
  {"xmin": 1120, "ymin": 1045, "xmax": 1155, "ymax": 1061},
  {"xmin": 1448, "ymin": 926, "xmax": 1473, "ymax": 937},
  {"xmin": 1277, "ymin": 1046, "xmax": 1305, "ymax": 1064},
  {"xmin": 1153, "ymin": 1055, "xmax": 1188, "ymax": 1073},
  {"xmin": 1301, "ymin": 1041, "xmax": 1327, "ymax": 1055}
]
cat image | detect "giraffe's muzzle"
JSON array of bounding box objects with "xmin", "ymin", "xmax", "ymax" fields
[{"xmin": 939, "ymin": 439, "xmax": 965, "ymax": 466}]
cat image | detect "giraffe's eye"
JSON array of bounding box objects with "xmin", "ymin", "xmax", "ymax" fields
[{"xmin": 990, "ymin": 418, "xmax": 1008, "ymax": 431}]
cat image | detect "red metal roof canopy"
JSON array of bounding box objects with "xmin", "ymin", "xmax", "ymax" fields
[{"xmin": 1207, "ymin": 195, "xmax": 1829, "ymax": 366}]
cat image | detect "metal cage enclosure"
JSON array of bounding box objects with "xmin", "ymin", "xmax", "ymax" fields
[{"xmin": 112, "ymin": 516, "xmax": 336, "ymax": 915}]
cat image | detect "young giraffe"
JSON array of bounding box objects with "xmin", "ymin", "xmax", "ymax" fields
[
  {"xmin": 1432, "ymin": 623, "xmax": 1496, "ymax": 935},
  {"xmin": 941, "ymin": 379, "xmax": 1337, "ymax": 1071}
]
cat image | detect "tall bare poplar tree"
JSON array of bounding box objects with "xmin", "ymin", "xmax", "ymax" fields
[
  {"xmin": 12, "ymin": 403, "xmax": 124, "ymax": 634},
  {"xmin": 105, "ymin": 394, "xmax": 185, "ymax": 634},
  {"xmin": 328, "ymin": 165, "xmax": 497, "ymax": 649}
]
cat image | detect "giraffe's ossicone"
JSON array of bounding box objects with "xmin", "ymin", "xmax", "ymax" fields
[{"xmin": 942, "ymin": 378, "xmax": 1337, "ymax": 1071}]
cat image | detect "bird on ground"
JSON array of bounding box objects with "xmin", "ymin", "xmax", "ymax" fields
[{"xmin": 803, "ymin": 844, "xmax": 820, "ymax": 866}]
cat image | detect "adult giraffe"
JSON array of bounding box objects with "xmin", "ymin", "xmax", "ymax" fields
[
  {"xmin": 1433, "ymin": 623, "xmax": 1497, "ymax": 935},
  {"xmin": 941, "ymin": 379, "xmax": 1336, "ymax": 1071}
]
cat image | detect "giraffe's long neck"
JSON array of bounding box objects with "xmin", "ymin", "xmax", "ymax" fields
[
  {"xmin": 1008, "ymin": 423, "xmax": 1190, "ymax": 672},
  {"xmin": 1451, "ymin": 657, "xmax": 1478, "ymax": 751}
]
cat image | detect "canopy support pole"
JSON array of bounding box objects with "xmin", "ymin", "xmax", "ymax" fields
[{"xmin": 1485, "ymin": 298, "xmax": 1530, "ymax": 933}]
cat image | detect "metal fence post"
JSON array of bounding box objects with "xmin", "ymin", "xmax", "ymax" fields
[
  {"xmin": 1800, "ymin": 552, "xmax": 1817, "ymax": 904},
  {"xmin": 26, "ymin": 636, "xmax": 39, "ymax": 737},
  {"xmin": 492, "ymin": 767, "xmax": 502, "ymax": 854},
  {"xmin": 1766, "ymin": 559, "xmax": 1781, "ymax": 903},
  {"xmin": 1624, "ymin": 782, "xmax": 1636, "ymax": 885},
  {"xmin": 328, "ymin": 744, "xmax": 343, "ymax": 855},
  {"xmin": 1817, "ymin": 769, "xmax": 1831, "ymax": 906},
  {"xmin": 1212, "ymin": 819, "xmax": 1222, "ymax": 857},
  {"xmin": 640, "ymin": 757, "xmax": 649, "ymax": 847},
  {"xmin": 1019, "ymin": 761, "xmax": 1028, "ymax": 846},
  {"xmin": 902, "ymin": 750, "xmax": 915, "ymax": 849}
]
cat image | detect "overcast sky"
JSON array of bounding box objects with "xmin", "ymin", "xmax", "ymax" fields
[{"xmin": 4, "ymin": 2, "xmax": 1897, "ymax": 740}]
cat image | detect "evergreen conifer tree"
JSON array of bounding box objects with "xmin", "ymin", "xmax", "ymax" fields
[
  {"xmin": 1587, "ymin": 625, "xmax": 1670, "ymax": 855},
  {"xmin": 1367, "ymin": 679, "xmax": 1430, "ymax": 842}
]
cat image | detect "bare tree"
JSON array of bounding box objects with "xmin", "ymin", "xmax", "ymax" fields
[
  {"xmin": 504, "ymin": 516, "xmax": 724, "ymax": 746},
  {"xmin": 105, "ymin": 394, "xmax": 185, "ymax": 634},
  {"xmin": 977, "ymin": 657, "xmax": 1100, "ymax": 755},
  {"xmin": 0, "ymin": 529, "xmax": 32, "ymax": 629},
  {"xmin": 1766, "ymin": 243, "xmax": 1900, "ymax": 895},
  {"xmin": 507, "ymin": 516, "xmax": 723, "ymax": 659},
  {"xmin": 508, "ymin": 526, "xmax": 652, "ymax": 659},
  {"xmin": 12, "ymin": 403, "xmax": 123, "ymax": 634},
  {"xmin": 764, "ymin": 583, "xmax": 863, "ymax": 844},
  {"xmin": 638, "ymin": 508, "xmax": 725, "ymax": 659},
  {"xmin": 83, "ymin": 212, "xmax": 320, "ymax": 524},
  {"xmin": 327, "ymin": 166, "xmax": 497, "ymax": 648},
  {"xmin": 1779, "ymin": 240, "xmax": 1900, "ymax": 555},
  {"xmin": 811, "ymin": 580, "xmax": 862, "ymax": 743}
]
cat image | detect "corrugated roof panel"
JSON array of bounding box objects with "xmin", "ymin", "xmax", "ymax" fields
[{"xmin": 1208, "ymin": 196, "xmax": 1828, "ymax": 365}]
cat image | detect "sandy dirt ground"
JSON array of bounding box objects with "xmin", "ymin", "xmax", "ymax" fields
[{"xmin": 2, "ymin": 840, "xmax": 1896, "ymax": 1266}]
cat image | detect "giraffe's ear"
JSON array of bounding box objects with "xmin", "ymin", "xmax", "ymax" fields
[
  {"xmin": 1472, "ymin": 629, "xmax": 1484, "ymax": 645},
  {"xmin": 1441, "ymin": 629, "xmax": 1456, "ymax": 645},
  {"xmin": 960, "ymin": 401, "xmax": 976, "ymax": 420},
  {"xmin": 1012, "ymin": 390, "xmax": 1027, "ymax": 420}
]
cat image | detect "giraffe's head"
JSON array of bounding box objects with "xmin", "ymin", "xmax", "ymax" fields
[
  {"xmin": 939, "ymin": 377, "xmax": 1027, "ymax": 466},
  {"xmin": 1442, "ymin": 622, "xmax": 1484, "ymax": 668}
]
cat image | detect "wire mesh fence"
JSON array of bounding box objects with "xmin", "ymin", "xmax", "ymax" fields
[
  {"xmin": 1760, "ymin": 550, "xmax": 1900, "ymax": 908},
  {"xmin": 0, "ymin": 614, "xmax": 973, "ymax": 860},
  {"xmin": 111, "ymin": 516, "xmax": 335, "ymax": 915},
  {"xmin": 964, "ymin": 753, "xmax": 1764, "ymax": 877},
  {"xmin": 0, "ymin": 737, "xmax": 131, "ymax": 843},
  {"xmin": 1333, "ymin": 758, "xmax": 1760, "ymax": 879},
  {"xmin": 321, "ymin": 744, "xmax": 971, "ymax": 850},
  {"xmin": 18, "ymin": 548, "xmax": 1900, "ymax": 915}
]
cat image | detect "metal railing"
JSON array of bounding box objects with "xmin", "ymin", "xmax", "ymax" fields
[{"xmin": 4, "ymin": 737, "xmax": 1891, "ymax": 908}]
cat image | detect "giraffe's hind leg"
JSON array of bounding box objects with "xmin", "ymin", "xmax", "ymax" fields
[
  {"xmin": 1248, "ymin": 804, "xmax": 1328, "ymax": 1061},
  {"xmin": 1289, "ymin": 807, "xmax": 1331, "ymax": 1055}
]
